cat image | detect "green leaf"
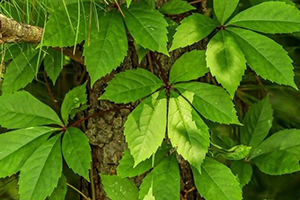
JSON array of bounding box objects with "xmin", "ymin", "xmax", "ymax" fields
[
  {"xmin": 192, "ymin": 157, "xmax": 242, "ymax": 200},
  {"xmin": 206, "ymin": 30, "xmax": 246, "ymax": 97},
  {"xmin": 168, "ymin": 91, "xmax": 210, "ymax": 171},
  {"xmin": 0, "ymin": 127, "xmax": 56, "ymax": 178},
  {"xmin": 139, "ymin": 154, "xmax": 180, "ymax": 200},
  {"xmin": 230, "ymin": 160, "xmax": 252, "ymax": 187},
  {"xmin": 100, "ymin": 68, "xmax": 163, "ymax": 104},
  {"xmin": 249, "ymin": 0, "xmax": 295, "ymax": 6},
  {"xmin": 250, "ymin": 129, "xmax": 300, "ymax": 159},
  {"xmin": 3, "ymin": 48, "xmax": 40, "ymax": 94},
  {"xmin": 169, "ymin": 50, "xmax": 208, "ymax": 84},
  {"xmin": 126, "ymin": 0, "xmax": 132, "ymax": 7},
  {"xmin": 170, "ymin": 14, "xmax": 218, "ymax": 51},
  {"xmin": 252, "ymin": 151, "xmax": 300, "ymax": 175},
  {"xmin": 176, "ymin": 82, "xmax": 240, "ymax": 124},
  {"xmin": 220, "ymin": 145, "xmax": 252, "ymax": 160},
  {"xmin": 100, "ymin": 174, "xmax": 139, "ymax": 200},
  {"xmin": 84, "ymin": 9, "xmax": 128, "ymax": 85},
  {"xmin": 228, "ymin": 27, "xmax": 297, "ymax": 89},
  {"xmin": 135, "ymin": 42, "xmax": 149, "ymax": 64},
  {"xmin": 214, "ymin": 0, "xmax": 239, "ymax": 24},
  {"xmin": 0, "ymin": 91, "xmax": 63, "ymax": 129},
  {"xmin": 124, "ymin": 92, "xmax": 167, "ymax": 166},
  {"xmin": 61, "ymin": 82, "xmax": 87, "ymax": 124},
  {"xmin": 19, "ymin": 134, "xmax": 63, "ymax": 200},
  {"xmin": 143, "ymin": 187, "xmax": 155, "ymax": 200},
  {"xmin": 123, "ymin": 3, "xmax": 169, "ymax": 55},
  {"xmin": 43, "ymin": 2, "xmax": 89, "ymax": 47},
  {"xmin": 48, "ymin": 174, "xmax": 67, "ymax": 200},
  {"xmin": 241, "ymin": 96, "xmax": 273, "ymax": 147},
  {"xmin": 44, "ymin": 49, "xmax": 64, "ymax": 84},
  {"xmin": 117, "ymin": 142, "xmax": 171, "ymax": 178},
  {"xmin": 159, "ymin": 0, "xmax": 196, "ymax": 15},
  {"xmin": 227, "ymin": 2, "xmax": 300, "ymax": 34},
  {"xmin": 62, "ymin": 127, "xmax": 91, "ymax": 180}
]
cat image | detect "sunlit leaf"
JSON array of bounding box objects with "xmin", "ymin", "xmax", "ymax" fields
[
  {"xmin": 19, "ymin": 134, "xmax": 63, "ymax": 200},
  {"xmin": 214, "ymin": 0, "xmax": 239, "ymax": 24},
  {"xmin": 100, "ymin": 68, "xmax": 163, "ymax": 104},
  {"xmin": 62, "ymin": 127, "xmax": 91, "ymax": 180},
  {"xmin": 0, "ymin": 91, "xmax": 63, "ymax": 129},
  {"xmin": 159, "ymin": 0, "xmax": 195, "ymax": 15},
  {"xmin": 0, "ymin": 127, "xmax": 56, "ymax": 177}
]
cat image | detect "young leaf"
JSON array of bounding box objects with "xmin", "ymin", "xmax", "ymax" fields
[
  {"xmin": 19, "ymin": 134, "xmax": 63, "ymax": 200},
  {"xmin": 170, "ymin": 14, "xmax": 219, "ymax": 51},
  {"xmin": 117, "ymin": 143, "xmax": 171, "ymax": 178},
  {"xmin": 230, "ymin": 160, "xmax": 253, "ymax": 187},
  {"xmin": 227, "ymin": 1, "xmax": 300, "ymax": 34},
  {"xmin": 206, "ymin": 30, "xmax": 246, "ymax": 97},
  {"xmin": 2, "ymin": 48, "xmax": 39, "ymax": 94},
  {"xmin": 220, "ymin": 145, "xmax": 252, "ymax": 160},
  {"xmin": 48, "ymin": 174, "xmax": 67, "ymax": 200},
  {"xmin": 192, "ymin": 157, "xmax": 242, "ymax": 200},
  {"xmin": 240, "ymin": 96, "xmax": 273, "ymax": 147},
  {"xmin": 139, "ymin": 154, "xmax": 180, "ymax": 200},
  {"xmin": 124, "ymin": 92, "xmax": 167, "ymax": 166},
  {"xmin": 168, "ymin": 92, "xmax": 210, "ymax": 172},
  {"xmin": 100, "ymin": 68, "xmax": 163, "ymax": 104},
  {"xmin": 169, "ymin": 50, "xmax": 208, "ymax": 84},
  {"xmin": 214, "ymin": 0, "xmax": 239, "ymax": 25},
  {"xmin": 100, "ymin": 174, "xmax": 139, "ymax": 200},
  {"xmin": 43, "ymin": 2, "xmax": 89, "ymax": 47},
  {"xmin": 61, "ymin": 82, "xmax": 87, "ymax": 124},
  {"xmin": 252, "ymin": 151, "xmax": 300, "ymax": 175},
  {"xmin": 228, "ymin": 28, "xmax": 296, "ymax": 89},
  {"xmin": 126, "ymin": 0, "xmax": 132, "ymax": 8},
  {"xmin": 0, "ymin": 127, "xmax": 56, "ymax": 178},
  {"xmin": 0, "ymin": 91, "xmax": 63, "ymax": 129},
  {"xmin": 44, "ymin": 48, "xmax": 64, "ymax": 84},
  {"xmin": 123, "ymin": 3, "xmax": 169, "ymax": 55},
  {"xmin": 62, "ymin": 127, "xmax": 91, "ymax": 181},
  {"xmin": 175, "ymin": 82, "xmax": 240, "ymax": 125},
  {"xmin": 143, "ymin": 187, "xmax": 155, "ymax": 200},
  {"xmin": 159, "ymin": 0, "xmax": 196, "ymax": 15},
  {"xmin": 84, "ymin": 9, "xmax": 128, "ymax": 85},
  {"xmin": 250, "ymin": 129, "xmax": 300, "ymax": 159}
]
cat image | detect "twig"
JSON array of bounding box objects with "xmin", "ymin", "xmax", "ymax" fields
[
  {"xmin": 152, "ymin": 54, "xmax": 169, "ymax": 87},
  {"xmin": 113, "ymin": 0, "xmax": 125, "ymax": 18},
  {"xmin": 67, "ymin": 183, "xmax": 92, "ymax": 200},
  {"xmin": 147, "ymin": 52, "xmax": 154, "ymax": 73}
]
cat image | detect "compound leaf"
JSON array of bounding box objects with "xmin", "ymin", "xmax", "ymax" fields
[
  {"xmin": 44, "ymin": 48, "xmax": 64, "ymax": 84},
  {"xmin": 123, "ymin": 3, "xmax": 168, "ymax": 55},
  {"xmin": 192, "ymin": 157, "xmax": 242, "ymax": 200},
  {"xmin": 48, "ymin": 174, "xmax": 67, "ymax": 200},
  {"xmin": 0, "ymin": 127, "xmax": 56, "ymax": 178},
  {"xmin": 214, "ymin": 0, "xmax": 240, "ymax": 25},
  {"xmin": 241, "ymin": 96, "xmax": 273, "ymax": 147},
  {"xmin": 170, "ymin": 14, "xmax": 218, "ymax": 51},
  {"xmin": 206, "ymin": 30, "xmax": 246, "ymax": 97},
  {"xmin": 139, "ymin": 154, "xmax": 180, "ymax": 200},
  {"xmin": 168, "ymin": 92, "xmax": 210, "ymax": 172},
  {"xmin": 230, "ymin": 160, "xmax": 253, "ymax": 187},
  {"xmin": 117, "ymin": 143, "xmax": 171, "ymax": 178},
  {"xmin": 43, "ymin": 2, "xmax": 89, "ymax": 47},
  {"xmin": 169, "ymin": 50, "xmax": 208, "ymax": 84},
  {"xmin": 84, "ymin": 9, "xmax": 128, "ymax": 85},
  {"xmin": 176, "ymin": 82, "xmax": 240, "ymax": 125},
  {"xmin": 3, "ymin": 48, "xmax": 40, "ymax": 94},
  {"xmin": 61, "ymin": 82, "xmax": 87, "ymax": 124},
  {"xmin": 101, "ymin": 174, "xmax": 139, "ymax": 200},
  {"xmin": 62, "ymin": 127, "xmax": 91, "ymax": 181},
  {"xmin": 100, "ymin": 68, "xmax": 163, "ymax": 103},
  {"xmin": 0, "ymin": 91, "xmax": 63, "ymax": 129},
  {"xmin": 159, "ymin": 0, "xmax": 196, "ymax": 15},
  {"xmin": 124, "ymin": 92, "xmax": 167, "ymax": 166},
  {"xmin": 19, "ymin": 134, "xmax": 63, "ymax": 200},
  {"xmin": 228, "ymin": 27, "xmax": 297, "ymax": 89},
  {"xmin": 227, "ymin": 1, "xmax": 300, "ymax": 34}
]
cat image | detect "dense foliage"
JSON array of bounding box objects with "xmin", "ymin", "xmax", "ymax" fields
[{"xmin": 1, "ymin": 0, "xmax": 300, "ymax": 199}]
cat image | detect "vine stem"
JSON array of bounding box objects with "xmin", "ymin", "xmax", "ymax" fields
[
  {"xmin": 67, "ymin": 183, "xmax": 91, "ymax": 200},
  {"xmin": 152, "ymin": 54, "xmax": 170, "ymax": 88}
]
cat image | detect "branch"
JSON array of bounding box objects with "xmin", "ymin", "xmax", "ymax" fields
[
  {"xmin": 0, "ymin": 14, "xmax": 43, "ymax": 44},
  {"xmin": 0, "ymin": 14, "xmax": 84, "ymax": 65}
]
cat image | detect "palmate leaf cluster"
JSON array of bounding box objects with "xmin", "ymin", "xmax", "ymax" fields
[{"xmin": 1, "ymin": 0, "xmax": 300, "ymax": 199}]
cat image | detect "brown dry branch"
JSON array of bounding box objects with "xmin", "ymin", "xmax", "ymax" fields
[{"xmin": 0, "ymin": 13, "xmax": 84, "ymax": 65}]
